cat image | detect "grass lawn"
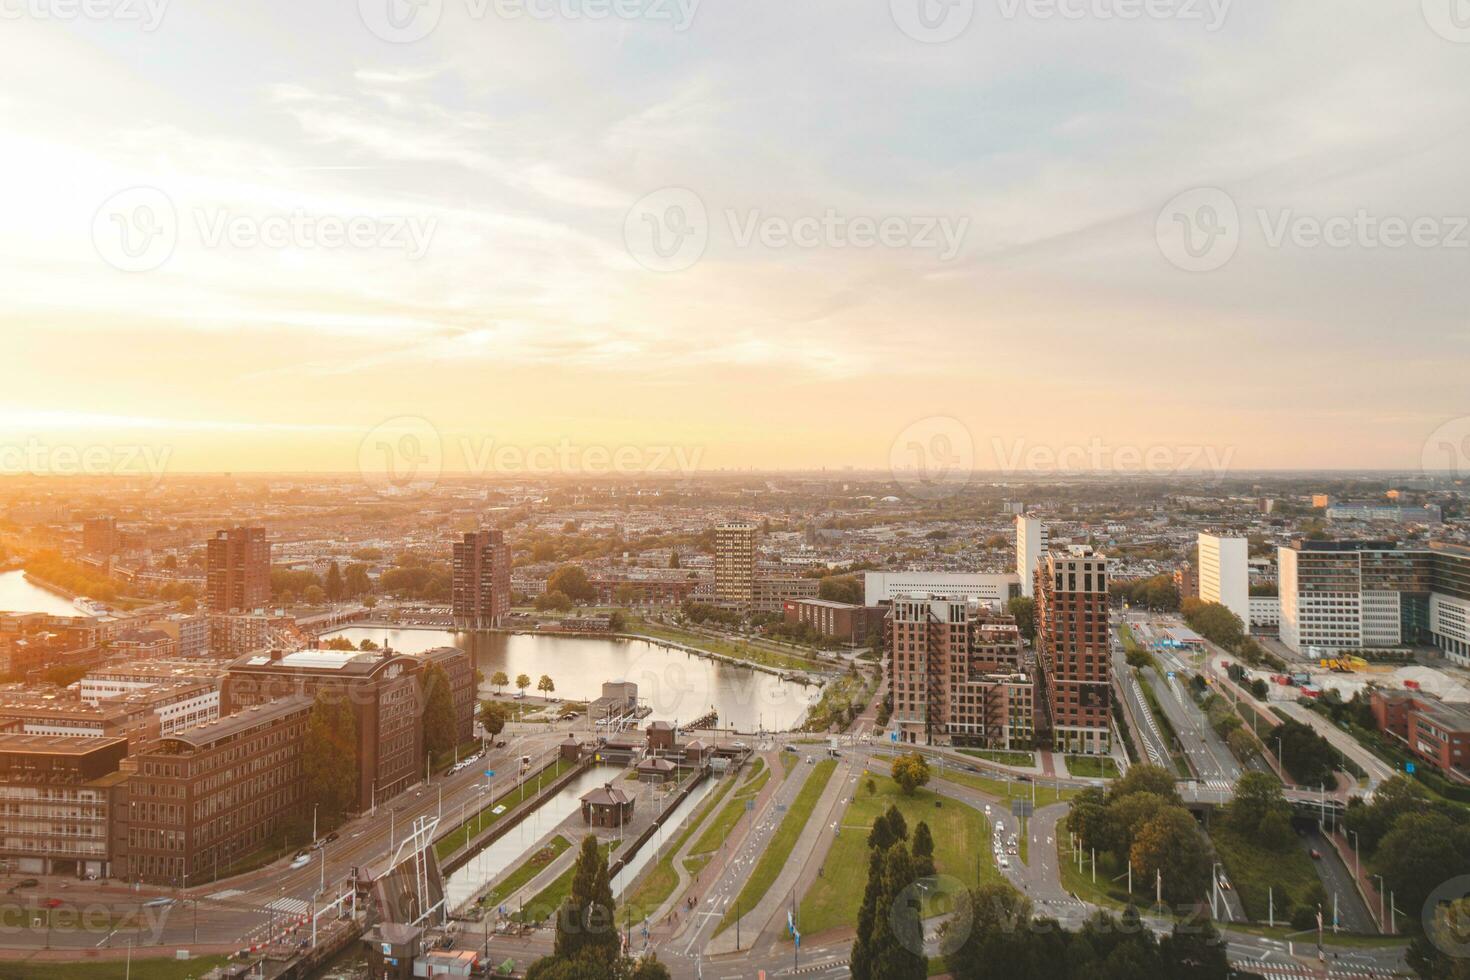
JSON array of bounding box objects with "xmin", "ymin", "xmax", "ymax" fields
[
  {"xmin": 0, "ymin": 957, "xmax": 229, "ymax": 980},
  {"xmin": 1065, "ymin": 756, "xmax": 1121, "ymax": 779},
  {"xmin": 934, "ymin": 768, "xmax": 1078, "ymax": 805},
  {"xmin": 957, "ymin": 748, "xmax": 1035, "ymax": 768},
  {"xmin": 1056, "ymin": 834, "xmax": 1138, "ymax": 911},
  {"xmin": 481, "ymin": 835, "xmax": 571, "ymax": 909},
  {"xmin": 795, "ymin": 773, "xmax": 1002, "ymax": 937},
  {"xmin": 689, "ymin": 767, "xmax": 772, "ymax": 856},
  {"xmin": 741, "ymin": 765, "xmax": 772, "ymax": 797},
  {"xmin": 515, "ymin": 840, "xmax": 619, "ymax": 923},
  {"xmin": 715, "ymin": 760, "xmax": 838, "ymax": 935},
  {"xmin": 802, "ymin": 672, "xmax": 875, "ymax": 733},
  {"xmin": 627, "ymin": 619, "xmax": 815, "ymax": 672},
  {"xmin": 780, "ymin": 752, "xmax": 799, "ymax": 778},
  {"xmin": 1210, "ymin": 825, "xmax": 1321, "ymax": 922},
  {"xmin": 435, "ymin": 758, "xmax": 576, "ymax": 860}
]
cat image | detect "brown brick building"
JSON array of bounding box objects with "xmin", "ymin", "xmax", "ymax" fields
[
  {"xmin": 1035, "ymin": 547, "xmax": 1112, "ymax": 755},
  {"xmin": 452, "ymin": 530, "xmax": 512, "ymax": 629},
  {"xmin": 782, "ymin": 598, "xmax": 885, "ymax": 645},
  {"xmin": 205, "ymin": 527, "xmax": 271, "ymax": 613},
  {"xmin": 0, "ymin": 734, "xmax": 128, "ymax": 878},
  {"xmin": 120, "ymin": 696, "xmax": 311, "ymax": 884},
  {"xmin": 1370, "ymin": 689, "xmax": 1470, "ymax": 780}
]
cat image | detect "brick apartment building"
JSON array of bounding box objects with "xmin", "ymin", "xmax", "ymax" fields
[
  {"xmin": 1369, "ymin": 689, "xmax": 1470, "ymax": 780},
  {"xmin": 782, "ymin": 598, "xmax": 884, "ymax": 645},
  {"xmin": 1035, "ymin": 547, "xmax": 1112, "ymax": 755},
  {"xmin": 120, "ymin": 696, "xmax": 312, "ymax": 884},
  {"xmin": 206, "ymin": 527, "xmax": 271, "ymax": 613},
  {"xmin": 714, "ymin": 521, "xmax": 758, "ymax": 610},
  {"xmin": 888, "ymin": 597, "xmax": 1034, "ymax": 748},
  {"xmin": 452, "ymin": 530, "xmax": 512, "ymax": 629}
]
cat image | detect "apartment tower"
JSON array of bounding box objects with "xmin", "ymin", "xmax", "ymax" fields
[
  {"xmin": 1014, "ymin": 516, "xmax": 1049, "ymax": 598},
  {"xmin": 714, "ymin": 521, "xmax": 758, "ymax": 610},
  {"xmin": 452, "ymin": 529, "xmax": 512, "ymax": 629},
  {"xmin": 1034, "ymin": 547, "xmax": 1112, "ymax": 755},
  {"xmin": 205, "ymin": 527, "xmax": 270, "ymax": 613},
  {"xmin": 1198, "ymin": 532, "xmax": 1250, "ymax": 625}
]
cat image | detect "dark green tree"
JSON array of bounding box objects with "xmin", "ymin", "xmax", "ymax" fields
[
  {"xmin": 422, "ymin": 663, "xmax": 456, "ymax": 760},
  {"xmin": 325, "ymin": 561, "xmax": 343, "ymax": 601},
  {"xmin": 911, "ymin": 821, "xmax": 936, "ymax": 880},
  {"xmin": 305, "ymin": 691, "xmax": 358, "ymax": 824}
]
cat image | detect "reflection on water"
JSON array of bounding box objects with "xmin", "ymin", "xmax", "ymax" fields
[
  {"xmin": 442, "ymin": 765, "xmax": 620, "ymax": 909},
  {"xmin": 0, "ymin": 570, "xmax": 86, "ymax": 616},
  {"xmin": 323, "ymin": 627, "xmax": 818, "ymax": 731}
]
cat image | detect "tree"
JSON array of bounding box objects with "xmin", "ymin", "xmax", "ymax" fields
[
  {"xmin": 853, "ymin": 843, "xmax": 926, "ymax": 980},
  {"xmin": 517, "ymin": 673, "xmax": 532, "ymax": 695},
  {"xmin": 536, "ymin": 590, "xmax": 574, "ymax": 613},
  {"xmin": 325, "ymin": 561, "xmax": 343, "ymax": 601},
  {"xmin": 1225, "ymin": 771, "xmax": 1290, "ymax": 840},
  {"xmin": 1108, "ymin": 764, "xmax": 1180, "ymax": 804},
  {"xmin": 1377, "ymin": 812, "xmax": 1470, "ymax": 918},
  {"xmin": 911, "ymin": 821, "xmax": 936, "ymax": 879},
  {"xmin": 850, "ymin": 848, "xmax": 887, "ymax": 980},
  {"xmin": 538, "ymin": 674, "xmax": 556, "ymax": 696},
  {"xmin": 304, "ymin": 692, "xmax": 358, "ymax": 824},
  {"xmin": 1006, "ymin": 596, "xmax": 1036, "ymax": 640},
  {"xmin": 363, "ymin": 595, "xmax": 378, "ymax": 609},
  {"xmin": 359, "ymin": 638, "xmax": 379, "ymax": 651},
  {"xmin": 344, "ymin": 563, "xmax": 372, "ymax": 597},
  {"xmin": 547, "ymin": 565, "xmax": 596, "ymax": 603},
  {"xmin": 178, "ymin": 594, "xmax": 197, "ymax": 613},
  {"xmin": 868, "ymin": 805, "xmax": 909, "ymax": 851},
  {"xmin": 422, "ymin": 664, "xmax": 456, "ymax": 761},
  {"xmin": 1159, "ymin": 913, "xmax": 1228, "ymax": 980},
  {"xmin": 304, "ymin": 584, "xmax": 325, "ymax": 605},
  {"xmin": 552, "ymin": 836, "xmax": 618, "ymax": 961},
  {"xmin": 1250, "ymin": 678, "xmax": 1268, "ymax": 699},
  {"xmin": 323, "ymin": 636, "xmax": 356, "ymax": 650},
  {"xmin": 613, "ymin": 584, "xmax": 638, "ymax": 607},
  {"xmin": 491, "ymin": 670, "xmax": 510, "ymax": 694},
  {"xmin": 1226, "ymin": 728, "xmax": 1255, "ymax": 765},
  {"xmin": 818, "ymin": 575, "xmax": 863, "ymax": 604},
  {"xmin": 1129, "ymin": 808, "xmax": 1212, "ymax": 906},
  {"xmin": 891, "ymin": 753, "xmax": 931, "ymax": 796},
  {"xmin": 1271, "ymin": 719, "xmax": 1336, "ymax": 786},
  {"xmin": 479, "ymin": 700, "xmax": 508, "ymax": 739}
]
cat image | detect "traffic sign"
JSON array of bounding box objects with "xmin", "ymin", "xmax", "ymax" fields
[
  {"xmin": 1405, "ymin": 762, "xmax": 1416, "ymax": 774},
  {"xmin": 484, "ymin": 770, "xmax": 495, "ymax": 778}
]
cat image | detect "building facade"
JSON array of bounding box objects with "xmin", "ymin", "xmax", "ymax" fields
[
  {"xmin": 452, "ymin": 530, "xmax": 512, "ymax": 629},
  {"xmin": 0, "ymin": 734, "xmax": 127, "ymax": 878},
  {"xmin": 120, "ymin": 696, "xmax": 311, "ymax": 884},
  {"xmin": 863, "ymin": 571, "xmax": 1021, "ymax": 607},
  {"xmin": 713, "ymin": 521, "xmax": 758, "ymax": 610},
  {"xmin": 1015, "ymin": 517, "xmax": 1049, "ymax": 599},
  {"xmin": 205, "ymin": 527, "xmax": 271, "ymax": 613},
  {"xmin": 1034, "ymin": 548, "xmax": 1111, "ymax": 755},
  {"xmin": 1198, "ymin": 533, "xmax": 1250, "ymax": 626}
]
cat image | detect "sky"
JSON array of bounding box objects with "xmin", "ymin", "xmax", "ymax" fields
[{"xmin": 3, "ymin": 0, "xmax": 1470, "ymax": 479}]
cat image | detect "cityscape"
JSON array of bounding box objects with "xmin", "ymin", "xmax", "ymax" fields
[{"xmin": 6, "ymin": 2, "xmax": 1470, "ymax": 979}]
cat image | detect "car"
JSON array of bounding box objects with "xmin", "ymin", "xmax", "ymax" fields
[
  {"xmin": 290, "ymin": 854, "xmax": 312, "ymax": 870},
  {"xmin": 784, "ymin": 744, "xmax": 799, "ymax": 754},
  {"xmin": 1309, "ymin": 849, "xmax": 1322, "ymax": 860},
  {"xmin": 6, "ymin": 878, "xmax": 38, "ymax": 894},
  {"xmin": 495, "ymin": 740, "xmax": 507, "ymax": 748},
  {"xmin": 142, "ymin": 897, "xmax": 174, "ymax": 908},
  {"xmin": 324, "ymin": 832, "xmax": 339, "ymax": 844},
  {"xmin": 999, "ymin": 858, "xmax": 1010, "ymax": 869}
]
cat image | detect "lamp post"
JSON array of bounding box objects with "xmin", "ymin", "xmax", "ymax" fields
[
  {"xmin": 1372, "ymin": 874, "xmax": 1386, "ymax": 931},
  {"xmin": 1348, "ymin": 830, "xmax": 1360, "ymax": 885}
]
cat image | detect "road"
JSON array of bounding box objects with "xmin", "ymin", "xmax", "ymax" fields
[
  {"xmin": 1302, "ymin": 827, "xmax": 1375, "ymax": 935},
  {"xmin": 1141, "ymin": 664, "xmax": 1241, "ymax": 792}
]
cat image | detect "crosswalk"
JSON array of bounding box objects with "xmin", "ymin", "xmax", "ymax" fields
[{"xmin": 1201, "ymin": 778, "xmax": 1234, "ymax": 793}]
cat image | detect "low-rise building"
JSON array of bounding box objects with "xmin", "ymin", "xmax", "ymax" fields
[
  {"xmin": 1369, "ymin": 689, "xmax": 1470, "ymax": 780},
  {"xmin": 0, "ymin": 734, "xmax": 128, "ymax": 878},
  {"xmin": 782, "ymin": 598, "xmax": 883, "ymax": 645}
]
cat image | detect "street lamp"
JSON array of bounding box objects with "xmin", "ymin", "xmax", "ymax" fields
[
  {"xmin": 1372, "ymin": 874, "xmax": 1386, "ymax": 931},
  {"xmin": 1348, "ymin": 830, "xmax": 1360, "ymax": 884}
]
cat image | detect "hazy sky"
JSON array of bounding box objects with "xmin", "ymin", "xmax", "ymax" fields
[{"xmin": 3, "ymin": 1, "xmax": 1470, "ymax": 478}]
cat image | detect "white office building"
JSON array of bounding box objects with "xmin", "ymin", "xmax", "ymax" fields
[
  {"xmin": 864, "ymin": 571, "xmax": 1021, "ymax": 608},
  {"xmin": 1014, "ymin": 517, "xmax": 1049, "ymax": 598},
  {"xmin": 1198, "ymin": 533, "xmax": 1250, "ymax": 626}
]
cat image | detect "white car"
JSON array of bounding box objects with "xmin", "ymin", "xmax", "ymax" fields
[
  {"xmin": 999, "ymin": 858, "xmax": 1010, "ymax": 869},
  {"xmin": 290, "ymin": 853, "xmax": 311, "ymax": 870}
]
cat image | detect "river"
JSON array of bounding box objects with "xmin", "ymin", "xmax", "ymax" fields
[
  {"xmin": 0, "ymin": 569, "xmax": 86, "ymax": 617},
  {"xmin": 321, "ymin": 627, "xmax": 819, "ymax": 732}
]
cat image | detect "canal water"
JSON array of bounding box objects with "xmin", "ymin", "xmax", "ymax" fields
[
  {"xmin": 0, "ymin": 569, "xmax": 87, "ymax": 616},
  {"xmin": 322, "ymin": 627, "xmax": 819, "ymax": 732}
]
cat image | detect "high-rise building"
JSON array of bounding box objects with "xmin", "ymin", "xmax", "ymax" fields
[
  {"xmin": 887, "ymin": 598, "xmax": 1030, "ymax": 748},
  {"xmin": 205, "ymin": 527, "xmax": 270, "ymax": 613},
  {"xmin": 714, "ymin": 521, "xmax": 758, "ymax": 610},
  {"xmin": 1198, "ymin": 532, "xmax": 1250, "ymax": 625},
  {"xmin": 1277, "ymin": 539, "xmax": 1470, "ymax": 664},
  {"xmin": 1034, "ymin": 547, "xmax": 1111, "ymax": 755},
  {"xmin": 452, "ymin": 529, "xmax": 512, "ymax": 629},
  {"xmin": 1015, "ymin": 516, "xmax": 1049, "ymax": 598},
  {"xmin": 82, "ymin": 516, "xmax": 120, "ymax": 556}
]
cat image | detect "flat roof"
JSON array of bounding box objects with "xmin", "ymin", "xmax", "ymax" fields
[
  {"xmin": 0, "ymin": 733, "xmax": 128, "ymax": 755},
  {"xmin": 160, "ymin": 695, "xmax": 312, "ymax": 747}
]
